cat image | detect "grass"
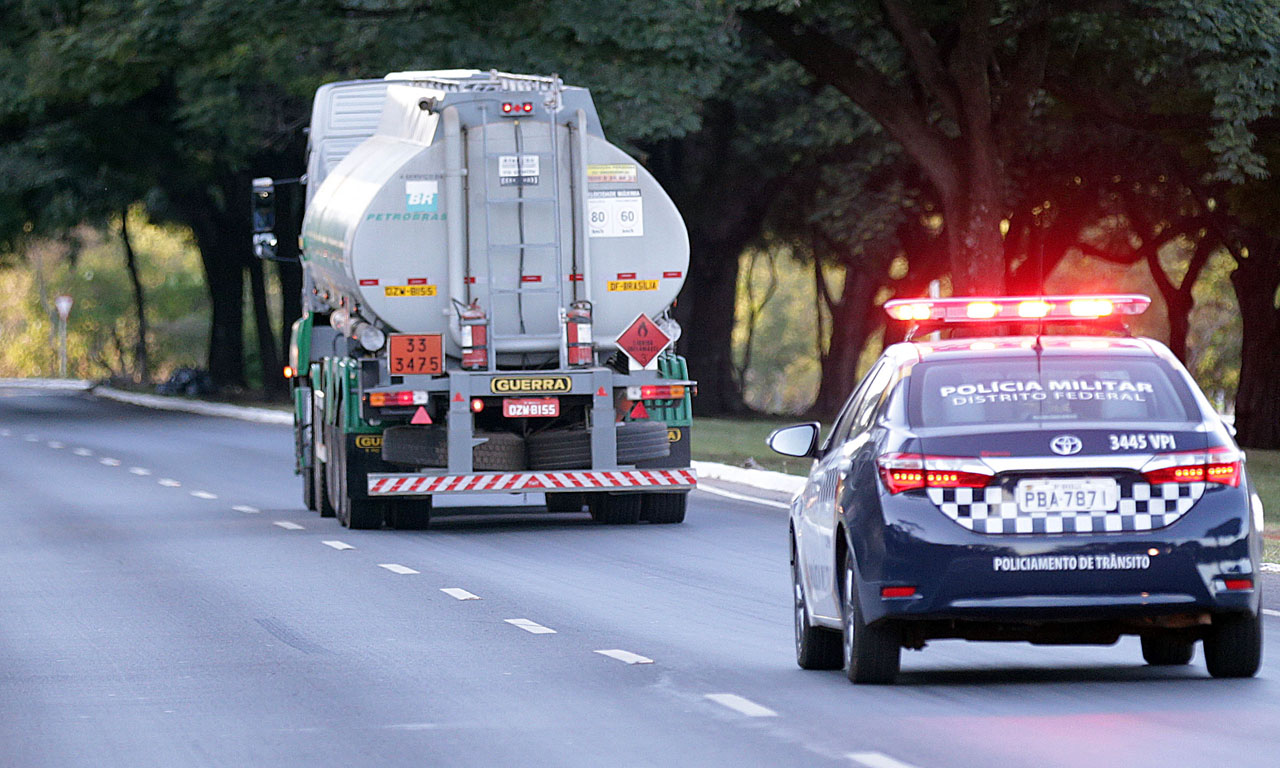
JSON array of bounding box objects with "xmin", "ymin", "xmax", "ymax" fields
[{"xmin": 1244, "ymin": 449, "xmax": 1280, "ymax": 563}]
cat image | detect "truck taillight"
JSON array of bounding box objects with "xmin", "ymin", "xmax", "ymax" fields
[
  {"xmin": 459, "ymin": 299, "xmax": 488, "ymax": 370},
  {"xmin": 501, "ymin": 102, "xmax": 534, "ymax": 114},
  {"xmin": 626, "ymin": 385, "xmax": 686, "ymax": 400},
  {"xmin": 566, "ymin": 300, "xmax": 593, "ymax": 367},
  {"xmin": 368, "ymin": 390, "xmax": 428, "ymax": 407},
  {"xmin": 1141, "ymin": 447, "xmax": 1242, "ymax": 487},
  {"xmin": 877, "ymin": 453, "xmax": 994, "ymax": 494}
]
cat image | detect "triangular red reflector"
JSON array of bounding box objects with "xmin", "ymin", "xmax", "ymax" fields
[
  {"xmin": 453, "ymin": 392, "xmax": 464, "ymax": 402},
  {"xmin": 631, "ymin": 401, "xmax": 649, "ymax": 419},
  {"xmin": 596, "ymin": 387, "xmax": 607, "ymax": 397},
  {"xmin": 411, "ymin": 406, "xmax": 432, "ymax": 425}
]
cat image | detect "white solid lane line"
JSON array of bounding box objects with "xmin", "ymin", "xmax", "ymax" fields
[
  {"xmin": 72, "ymin": 447, "xmax": 93, "ymax": 456},
  {"xmin": 274, "ymin": 521, "xmax": 305, "ymax": 530},
  {"xmin": 129, "ymin": 467, "xmax": 151, "ymax": 475},
  {"xmin": 440, "ymin": 588, "xmax": 481, "ymax": 601},
  {"xmin": 1263, "ymin": 608, "xmax": 1280, "ymax": 618},
  {"xmin": 594, "ymin": 649, "xmax": 654, "ymax": 665},
  {"xmin": 704, "ymin": 693, "xmax": 777, "ymax": 718},
  {"xmin": 23, "ymin": 434, "xmax": 38, "ymax": 442},
  {"xmin": 190, "ymin": 491, "xmax": 218, "ymax": 500},
  {"xmin": 47, "ymin": 441, "xmax": 64, "ymax": 449},
  {"xmin": 158, "ymin": 478, "xmax": 181, "ymax": 487},
  {"xmin": 232, "ymin": 505, "xmax": 260, "ymax": 514},
  {"xmin": 322, "ymin": 540, "xmax": 355, "ymax": 550},
  {"xmin": 504, "ymin": 618, "xmax": 557, "ymax": 634},
  {"xmin": 378, "ymin": 563, "xmax": 419, "ymax": 575},
  {"xmin": 99, "ymin": 458, "xmax": 121, "ymax": 466},
  {"xmin": 847, "ymin": 752, "xmax": 922, "ymax": 768},
  {"xmin": 696, "ymin": 484, "xmax": 790, "ymax": 510}
]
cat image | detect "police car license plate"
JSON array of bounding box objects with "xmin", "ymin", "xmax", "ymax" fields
[
  {"xmin": 1016, "ymin": 478, "xmax": 1118, "ymax": 513},
  {"xmin": 503, "ymin": 398, "xmax": 559, "ymax": 418}
]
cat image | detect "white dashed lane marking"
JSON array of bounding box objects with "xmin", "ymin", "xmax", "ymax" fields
[
  {"xmin": 72, "ymin": 447, "xmax": 92, "ymax": 457},
  {"xmin": 274, "ymin": 521, "xmax": 304, "ymax": 530},
  {"xmin": 0, "ymin": 429, "xmax": 10, "ymax": 436},
  {"xmin": 23, "ymin": 435, "xmax": 38, "ymax": 442},
  {"xmin": 504, "ymin": 618, "xmax": 556, "ymax": 635},
  {"xmin": 847, "ymin": 752, "xmax": 922, "ymax": 768},
  {"xmin": 322, "ymin": 541, "xmax": 355, "ymax": 550},
  {"xmin": 99, "ymin": 458, "xmax": 121, "ymax": 466},
  {"xmin": 190, "ymin": 491, "xmax": 218, "ymax": 500},
  {"xmin": 704, "ymin": 693, "xmax": 777, "ymax": 718},
  {"xmin": 129, "ymin": 467, "xmax": 152, "ymax": 475},
  {"xmin": 696, "ymin": 484, "xmax": 790, "ymax": 510},
  {"xmin": 594, "ymin": 649, "xmax": 654, "ymax": 665},
  {"xmin": 440, "ymin": 588, "xmax": 481, "ymax": 601},
  {"xmin": 378, "ymin": 563, "xmax": 419, "ymax": 575},
  {"xmin": 1263, "ymin": 608, "xmax": 1280, "ymax": 618},
  {"xmin": 232, "ymin": 505, "xmax": 260, "ymax": 514},
  {"xmin": 47, "ymin": 441, "xmax": 64, "ymax": 449},
  {"xmin": 157, "ymin": 478, "xmax": 181, "ymax": 487}
]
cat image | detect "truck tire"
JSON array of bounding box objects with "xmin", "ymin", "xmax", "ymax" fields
[
  {"xmin": 332, "ymin": 419, "xmax": 382, "ymax": 530},
  {"xmin": 640, "ymin": 492, "xmax": 687, "ymax": 524},
  {"xmin": 587, "ymin": 492, "xmax": 641, "ymax": 524},
  {"xmin": 527, "ymin": 421, "xmax": 670, "ymax": 470},
  {"xmin": 382, "ymin": 426, "xmax": 525, "ymax": 471},
  {"xmin": 546, "ymin": 493, "xmax": 586, "ymax": 513},
  {"xmin": 313, "ymin": 401, "xmax": 335, "ymax": 518},
  {"xmin": 386, "ymin": 497, "xmax": 431, "ymax": 530}
]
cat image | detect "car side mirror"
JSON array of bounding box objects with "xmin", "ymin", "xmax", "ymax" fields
[{"xmin": 768, "ymin": 422, "xmax": 820, "ymax": 458}]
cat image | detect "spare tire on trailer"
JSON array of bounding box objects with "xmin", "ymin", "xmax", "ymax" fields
[
  {"xmin": 527, "ymin": 421, "xmax": 669, "ymax": 470},
  {"xmin": 382, "ymin": 426, "xmax": 527, "ymax": 471}
]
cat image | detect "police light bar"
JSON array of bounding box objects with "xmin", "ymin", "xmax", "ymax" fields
[{"xmin": 883, "ymin": 294, "xmax": 1150, "ymax": 323}]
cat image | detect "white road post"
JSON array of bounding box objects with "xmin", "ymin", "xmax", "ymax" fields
[{"xmin": 54, "ymin": 294, "xmax": 73, "ymax": 378}]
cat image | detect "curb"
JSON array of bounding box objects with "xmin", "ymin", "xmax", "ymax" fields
[
  {"xmin": 0, "ymin": 377, "xmax": 92, "ymax": 390},
  {"xmin": 93, "ymin": 386, "xmax": 293, "ymax": 425}
]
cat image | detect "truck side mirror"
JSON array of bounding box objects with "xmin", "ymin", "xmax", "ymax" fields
[{"xmin": 252, "ymin": 177, "xmax": 279, "ymax": 260}]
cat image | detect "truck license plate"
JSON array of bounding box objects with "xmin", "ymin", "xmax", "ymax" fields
[
  {"xmin": 503, "ymin": 398, "xmax": 559, "ymax": 418},
  {"xmin": 389, "ymin": 334, "xmax": 443, "ymax": 375},
  {"xmin": 1016, "ymin": 478, "xmax": 1118, "ymax": 513}
]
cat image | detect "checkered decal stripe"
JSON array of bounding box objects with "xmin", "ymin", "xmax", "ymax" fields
[
  {"xmin": 368, "ymin": 469, "xmax": 696, "ymax": 495},
  {"xmin": 926, "ymin": 478, "xmax": 1206, "ymax": 534}
]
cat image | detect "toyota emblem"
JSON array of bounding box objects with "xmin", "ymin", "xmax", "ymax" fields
[{"xmin": 1050, "ymin": 435, "xmax": 1083, "ymax": 456}]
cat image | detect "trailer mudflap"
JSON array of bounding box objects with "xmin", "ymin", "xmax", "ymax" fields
[{"xmin": 368, "ymin": 468, "xmax": 696, "ymax": 496}]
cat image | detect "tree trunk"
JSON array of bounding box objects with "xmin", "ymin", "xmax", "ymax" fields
[
  {"xmin": 1230, "ymin": 246, "xmax": 1280, "ymax": 448},
  {"xmin": 810, "ymin": 261, "xmax": 882, "ymax": 419},
  {"xmin": 248, "ymin": 257, "xmax": 284, "ymax": 397},
  {"xmin": 120, "ymin": 206, "xmax": 149, "ymax": 383},
  {"xmin": 182, "ymin": 181, "xmax": 249, "ymax": 390},
  {"xmin": 674, "ymin": 238, "xmax": 745, "ymax": 415}
]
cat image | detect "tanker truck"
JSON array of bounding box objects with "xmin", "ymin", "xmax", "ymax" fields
[{"xmin": 252, "ymin": 70, "xmax": 696, "ymax": 530}]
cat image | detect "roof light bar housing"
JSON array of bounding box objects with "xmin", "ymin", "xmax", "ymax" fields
[{"xmin": 883, "ymin": 294, "xmax": 1150, "ymax": 338}]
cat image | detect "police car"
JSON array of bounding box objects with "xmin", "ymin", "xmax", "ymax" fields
[{"xmin": 769, "ymin": 295, "xmax": 1263, "ymax": 684}]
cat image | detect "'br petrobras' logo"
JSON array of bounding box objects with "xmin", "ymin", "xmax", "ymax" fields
[
  {"xmin": 1050, "ymin": 434, "xmax": 1083, "ymax": 456},
  {"xmin": 406, "ymin": 180, "xmax": 438, "ymax": 212}
]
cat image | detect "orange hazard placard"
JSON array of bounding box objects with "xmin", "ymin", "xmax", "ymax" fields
[
  {"xmin": 615, "ymin": 314, "xmax": 671, "ymax": 369},
  {"xmin": 389, "ymin": 334, "xmax": 443, "ymax": 375}
]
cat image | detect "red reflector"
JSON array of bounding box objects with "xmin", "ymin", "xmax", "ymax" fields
[
  {"xmin": 521, "ymin": 275, "xmax": 542, "ymax": 283},
  {"xmin": 407, "ymin": 277, "xmax": 427, "ymax": 285},
  {"xmin": 1222, "ymin": 578, "xmax": 1253, "ymax": 591},
  {"xmin": 881, "ymin": 586, "xmax": 917, "ymax": 599},
  {"xmin": 617, "ymin": 272, "xmax": 636, "ymax": 280}
]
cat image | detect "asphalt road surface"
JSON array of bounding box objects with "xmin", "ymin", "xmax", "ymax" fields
[{"xmin": 2, "ymin": 386, "xmax": 1279, "ymax": 768}]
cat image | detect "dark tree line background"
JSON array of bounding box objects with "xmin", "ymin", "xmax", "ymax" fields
[{"xmin": 3, "ymin": 1, "xmax": 1280, "ymax": 447}]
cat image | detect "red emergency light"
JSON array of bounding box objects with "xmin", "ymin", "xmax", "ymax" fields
[{"xmin": 884, "ymin": 294, "xmax": 1150, "ymax": 324}]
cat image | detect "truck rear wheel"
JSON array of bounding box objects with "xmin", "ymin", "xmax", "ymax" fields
[
  {"xmin": 383, "ymin": 426, "xmax": 526, "ymax": 471},
  {"xmin": 640, "ymin": 492, "xmax": 687, "ymax": 524},
  {"xmin": 587, "ymin": 492, "xmax": 641, "ymax": 524},
  {"xmin": 332, "ymin": 424, "xmax": 382, "ymax": 530},
  {"xmin": 546, "ymin": 493, "xmax": 585, "ymax": 513},
  {"xmin": 527, "ymin": 421, "xmax": 669, "ymax": 470},
  {"xmin": 313, "ymin": 401, "xmax": 335, "ymax": 517}
]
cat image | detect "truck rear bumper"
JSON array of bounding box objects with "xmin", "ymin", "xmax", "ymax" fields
[{"xmin": 368, "ymin": 468, "xmax": 696, "ymax": 495}]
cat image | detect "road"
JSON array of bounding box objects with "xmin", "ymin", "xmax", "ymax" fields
[{"xmin": 2, "ymin": 386, "xmax": 1279, "ymax": 768}]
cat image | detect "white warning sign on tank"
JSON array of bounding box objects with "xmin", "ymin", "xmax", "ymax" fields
[
  {"xmin": 498, "ymin": 154, "xmax": 540, "ymax": 186},
  {"xmin": 588, "ymin": 190, "xmax": 643, "ymax": 238}
]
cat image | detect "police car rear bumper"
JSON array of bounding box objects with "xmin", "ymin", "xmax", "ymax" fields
[{"xmin": 857, "ymin": 483, "xmax": 1260, "ymax": 626}]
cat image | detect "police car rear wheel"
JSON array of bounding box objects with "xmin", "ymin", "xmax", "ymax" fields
[
  {"xmin": 793, "ymin": 539, "xmax": 842, "ymax": 670},
  {"xmin": 1140, "ymin": 634, "xmax": 1195, "ymax": 666},
  {"xmin": 841, "ymin": 549, "xmax": 901, "ymax": 684},
  {"xmin": 1204, "ymin": 610, "xmax": 1262, "ymax": 678}
]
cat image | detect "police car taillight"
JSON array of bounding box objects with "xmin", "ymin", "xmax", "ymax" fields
[
  {"xmin": 884, "ymin": 294, "xmax": 1150, "ymax": 323},
  {"xmin": 877, "ymin": 453, "xmax": 994, "ymax": 493},
  {"xmin": 1140, "ymin": 447, "xmax": 1242, "ymax": 487}
]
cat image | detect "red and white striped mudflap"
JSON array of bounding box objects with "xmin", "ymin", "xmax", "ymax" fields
[{"xmin": 368, "ymin": 468, "xmax": 697, "ymax": 496}]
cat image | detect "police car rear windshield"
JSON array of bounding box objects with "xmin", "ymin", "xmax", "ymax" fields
[{"xmin": 909, "ymin": 356, "xmax": 1197, "ymax": 427}]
